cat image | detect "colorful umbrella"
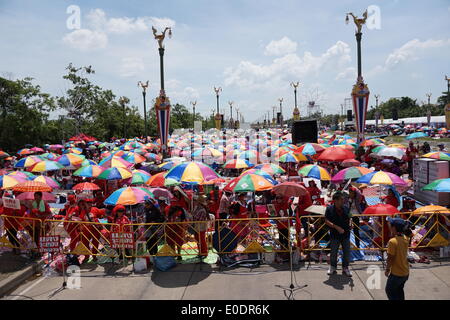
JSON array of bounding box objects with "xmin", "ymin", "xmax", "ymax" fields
[
  {"xmin": 128, "ymin": 170, "xmax": 152, "ymax": 185},
  {"xmin": 0, "ymin": 175, "xmax": 27, "ymax": 189},
  {"xmin": 192, "ymin": 147, "xmax": 223, "ymax": 158},
  {"xmin": 375, "ymin": 147, "xmax": 405, "ymax": 160},
  {"xmin": 30, "ymin": 147, "xmax": 44, "ymax": 153},
  {"xmin": 224, "ymin": 174, "xmax": 276, "ymax": 192},
  {"xmin": 104, "ymin": 187, "xmax": 155, "ymax": 206},
  {"xmin": 341, "ymin": 159, "xmax": 361, "ymax": 167},
  {"xmin": 56, "ymin": 153, "xmax": 85, "ymax": 167},
  {"xmin": 0, "ymin": 151, "xmax": 10, "ymax": 159},
  {"xmin": 73, "ymin": 165, "xmax": 105, "ymax": 178},
  {"xmin": 72, "ymin": 182, "xmax": 101, "ymax": 191},
  {"xmin": 32, "ymin": 175, "xmax": 60, "ymax": 189},
  {"xmin": 13, "ymin": 181, "xmax": 53, "ymax": 192},
  {"xmin": 99, "ymin": 156, "xmax": 132, "ymax": 168},
  {"xmin": 223, "ymin": 159, "xmax": 253, "ymax": 169},
  {"xmin": 158, "ymin": 161, "xmax": 181, "ymax": 171},
  {"xmin": 16, "ymin": 191, "xmax": 56, "ymax": 202},
  {"xmin": 17, "ymin": 148, "xmax": 32, "ymax": 156},
  {"xmin": 298, "ymin": 165, "xmax": 331, "ymax": 180},
  {"xmin": 421, "ymin": 152, "xmax": 450, "ymax": 161},
  {"xmin": 406, "ymin": 132, "xmax": 428, "ymax": 140},
  {"xmin": 122, "ymin": 153, "xmax": 146, "ymax": 164},
  {"xmin": 8, "ymin": 171, "xmax": 35, "ymax": 180},
  {"xmin": 63, "ymin": 147, "xmax": 83, "ymax": 154},
  {"xmin": 413, "ymin": 205, "xmax": 450, "ymax": 215},
  {"xmin": 331, "ymin": 167, "xmax": 372, "ymax": 183},
  {"xmin": 146, "ymin": 172, "xmax": 168, "ymax": 187},
  {"xmin": 293, "ymin": 143, "xmax": 325, "ymax": 156},
  {"xmin": 356, "ymin": 171, "xmax": 407, "ymax": 186},
  {"xmin": 48, "ymin": 144, "xmax": 64, "ymax": 150},
  {"xmin": 422, "ymin": 178, "xmax": 450, "ymax": 192},
  {"xmin": 41, "ymin": 152, "xmax": 59, "ymax": 160},
  {"xmin": 240, "ymin": 169, "xmax": 274, "ymax": 180},
  {"xmin": 148, "ymin": 187, "xmax": 174, "ymax": 200},
  {"xmin": 276, "ymin": 153, "xmax": 307, "ymax": 163},
  {"xmin": 81, "ymin": 159, "xmax": 98, "ymax": 166},
  {"xmin": 97, "ymin": 167, "xmax": 132, "ymax": 180},
  {"xmin": 30, "ymin": 160, "xmax": 65, "ymax": 172},
  {"xmin": 317, "ymin": 146, "xmax": 355, "ymax": 162},
  {"xmin": 14, "ymin": 156, "xmax": 43, "ymax": 168},
  {"xmin": 165, "ymin": 162, "xmax": 220, "ymax": 185},
  {"xmin": 363, "ymin": 204, "xmax": 399, "ymax": 215},
  {"xmin": 272, "ymin": 182, "xmax": 308, "ymax": 198},
  {"xmin": 253, "ymin": 163, "xmax": 285, "ymax": 175}
]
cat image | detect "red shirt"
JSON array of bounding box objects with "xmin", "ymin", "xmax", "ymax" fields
[
  {"xmin": 274, "ymin": 202, "xmax": 290, "ymax": 229},
  {"xmin": 295, "ymin": 192, "xmax": 313, "ymax": 220},
  {"xmin": 1, "ymin": 205, "xmax": 27, "ymax": 229}
]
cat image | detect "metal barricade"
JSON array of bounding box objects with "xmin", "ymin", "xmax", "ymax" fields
[{"xmin": 0, "ymin": 215, "xmax": 43, "ymax": 253}]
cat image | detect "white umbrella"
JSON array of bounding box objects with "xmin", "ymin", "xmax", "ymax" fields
[
  {"xmin": 376, "ymin": 147, "xmax": 405, "ymax": 160},
  {"xmin": 305, "ymin": 205, "xmax": 327, "ymax": 215}
]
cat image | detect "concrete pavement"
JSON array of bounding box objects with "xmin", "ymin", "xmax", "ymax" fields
[{"xmin": 2, "ymin": 260, "xmax": 450, "ymax": 300}]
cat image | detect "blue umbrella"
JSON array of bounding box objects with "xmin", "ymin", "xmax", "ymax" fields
[{"xmin": 406, "ymin": 132, "xmax": 428, "ymax": 140}]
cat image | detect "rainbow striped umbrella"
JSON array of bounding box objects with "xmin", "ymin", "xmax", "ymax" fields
[
  {"xmin": 56, "ymin": 153, "xmax": 85, "ymax": 167},
  {"xmin": 158, "ymin": 161, "xmax": 181, "ymax": 171},
  {"xmin": 238, "ymin": 150, "xmax": 260, "ymax": 161},
  {"xmin": 0, "ymin": 151, "xmax": 10, "ymax": 159},
  {"xmin": 298, "ymin": 165, "xmax": 331, "ymax": 180},
  {"xmin": 421, "ymin": 152, "xmax": 450, "ymax": 161},
  {"xmin": 8, "ymin": 171, "xmax": 35, "ymax": 180},
  {"xmin": 41, "ymin": 152, "xmax": 59, "ymax": 160},
  {"xmin": 165, "ymin": 162, "xmax": 220, "ymax": 185},
  {"xmin": 64, "ymin": 147, "xmax": 83, "ymax": 154},
  {"xmin": 32, "ymin": 175, "xmax": 61, "ymax": 189},
  {"xmin": 223, "ymin": 159, "xmax": 253, "ymax": 169},
  {"xmin": 240, "ymin": 169, "xmax": 274, "ymax": 180},
  {"xmin": 331, "ymin": 167, "xmax": 372, "ymax": 183},
  {"xmin": 356, "ymin": 171, "xmax": 407, "ymax": 186},
  {"xmin": 97, "ymin": 167, "xmax": 132, "ymax": 180},
  {"xmin": 0, "ymin": 175, "xmax": 27, "ymax": 189},
  {"xmin": 422, "ymin": 178, "xmax": 450, "ymax": 192},
  {"xmin": 192, "ymin": 147, "xmax": 223, "ymax": 158},
  {"xmin": 99, "ymin": 156, "xmax": 132, "ymax": 168},
  {"xmin": 144, "ymin": 153, "xmax": 161, "ymax": 162},
  {"xmin": 17, "ymin": 148, "xmax": 32, "ymax": 156},
  {"xmin": 73, "ymin": 165, "xmax": 105, "ymax": 178},
  {"xmin": 81, "ymin": 159, "xmax": 98, "ymax": 166},
  {"xmin": 294, "ymin": 143, "xmax": 325, "ymax": 156},
  {"xmin": 253, "ymin": 163, "xmax": 285, "ymax": 175},
  {"xmin": 104, "ymin": 187, "xmax": 155, "ymax": 206},
  {"xmin": 224, "ymin": 173, "xmax": 277, "ymax": 192},
  {"xmin": 122, "ymin": 152, "xmax": 146, "ymax": 164},
  {"xmin": 277, "ymin": 153, "xmax": 308, "ymax": 163},
  {"xmin": 129, "ymin": 170, "xmax": 152, "ymax": 185},
  {"xmin": 14, "ymin": 156, "xmax": 43, "ymax": 168},
  {"xmin": 30, "ymin": 160, "xmax": 64, "ymax": 172},
  {"xmin": 72, "ymin": 182, "xmax": 101, "ymax": 191}
]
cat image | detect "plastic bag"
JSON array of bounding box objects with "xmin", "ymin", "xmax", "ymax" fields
[
  {"xmin": 133, "ymin": 258, "xmax": 147, "ymax": 272},
  {"xmin": 154, "ymin": 256, "xmax": 177, "ymax": 271}
]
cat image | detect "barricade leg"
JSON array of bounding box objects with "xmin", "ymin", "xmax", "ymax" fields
[{"xmin": 194, "ymin": 231, "xmax": 208, "ymax": 257}]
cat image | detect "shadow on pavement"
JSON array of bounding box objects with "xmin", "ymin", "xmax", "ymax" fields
[
  {"xmin": 150, "ymin": 262, "xmax": 212, "ymax": 288},
  {"xmin": 323, "ymin": 274, "xmax": 355, "ymax": 291}
]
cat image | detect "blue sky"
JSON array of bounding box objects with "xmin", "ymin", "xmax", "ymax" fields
[{"xmin": 1, "ymin": 0, "xmax": 449, "ymax": 123}]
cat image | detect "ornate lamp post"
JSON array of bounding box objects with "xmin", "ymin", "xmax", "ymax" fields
[
  {"xmin": 272, "ymin": 106, "xmax": 277, "ymax": 127},
  {"xmin": 426, "ymin": 93, "xmax": 432, "ymax": 126},
  {"xmin": 445, "ymin": 76, "xmax": 450, "ymax": 129},
  {"xmin": 152, "ymin": 26, "xmax": 172, "ymax": 158},
  {"xmin": 291, "ymin": 82, "xmax": 300, "ymax": 121},
  {"xmin": 228, "ymin": 101, "xmax": 234, "ymax": 129},
  {"xmin": 214, "ymin": 87, "xmax": 222, "ymax": 130},
  {"xmin": 138, "ymin": 81, "xmax": 149, "ymax": 142},
  {"xmin": 190, "ymin": 100, "xmax": 197, "ymax": 130},
  {"xmin": 278, "ymin": 98, "xmax": 284, "ymax": 127},
  {"xmin": 235, "ymin": 107, "xmax": 240, "ymax": 129},
  {"xmin": 346, "ymin": 10, "xmax": 370, "ymax": 143},
  {"xmin": 374, "ymin": 94, "xmax": 380, "ymax": 130}
]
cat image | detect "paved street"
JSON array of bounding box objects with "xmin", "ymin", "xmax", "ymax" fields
[{"xmin": 3, "ymin": 261, "xmax": 450, "ymax": 300}]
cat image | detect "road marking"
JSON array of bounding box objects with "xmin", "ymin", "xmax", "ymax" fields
[{"xmin": 11, "ymin": 276, "xmax": 47, "ymax": 300}]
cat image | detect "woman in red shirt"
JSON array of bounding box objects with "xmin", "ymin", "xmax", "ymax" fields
[
  {"xmin": 229, "ymin": 193, "xmax": 250, "ymax": 242},
  {"xmin": 1, "ymin": 201, "xmax": 27, "ymax": 254},
  {"xmin": 165, "ymin": 204, "xmax": 187, "ymax": 260},
  {"xmin": 273, "ymin": 196, "xmax": 291, "ymax": 251},
  {"xmin": 111, "ymin": 205, "xmax": 132, "ymax": 261},
  {"xmin": 62, "ymin": 195, "xmax": 82, "ymax": 252},
  {"xmin": 306, "ymin": 180, "xmax": 322, "ymax": 204}
]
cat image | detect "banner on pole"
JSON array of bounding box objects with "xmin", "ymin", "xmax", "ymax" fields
[
  {"xmin": 39, "ymin": 236, "xmax": 61, "ymax": 253},
  {"xmin": 351, "ymin": 77, "xmax": 370, "ymax": 143},
  {"xmin": 111, "ymin": 232, "xmax": 134, "ymax": 249},
  {"xmin": 2, "ymin": 197, "xmax": 20, "ymax": 210}
]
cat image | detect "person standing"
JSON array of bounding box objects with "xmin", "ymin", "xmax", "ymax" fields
[
  {"xmin": 191, "ymin": 195, "xmax": 211, "ymax": 260},
  {"xmin": 272, "ymin": 195, "xmax": 292, "ymax": 251},
  {"xmin": 385, "ymin": 217, "xmax": 412, "ymax": 300},
  {"xmin": 143, "ymin": 198, "xmax": 166, "ymax": 257},
  {"xmin": 28, "ymin": 191, "xmax": 52, "ymax": 254},
  {"xmin": 325, "ymin": 191, "xmax": 352, "ymax": 277}
]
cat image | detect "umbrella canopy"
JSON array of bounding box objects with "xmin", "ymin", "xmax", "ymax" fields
[
  {"xmin": 146, "ymin": 172, "xmax": 168, "ymax": 187},
  {"xmin": 422, "ymin": 178, "xmax": 450, "ymax": 192},
  {"xmin": 16, "ymin": 191, "xmax": 56, "ymax": 202},
  {"xmin": 298, "ymin": 164, "xmax": 331, "ymax": 180},
  {"xmin": 104, "ymin": 187, "xmax": 155, "ymax": 206},
  {"xmin": 276, "ymin": 153, "xmax": 307, "ymax": 163},
  {"xmin": 30, "ymin": 160, "xmax": 65, "ymax": 172},
  {"xmin": 223, "ymin": 159, "xmax": 252, "ymax": 169},
  {"xmin": 72, "ymin": 182, "xmax": 101, "ymax": 191},
  {"xmin": 165, "ymin": 162, "xmax": 220, "ymax": 185},
  {"xmin": 0, "ymin": 175, "xmax": 27, "ymax": 189},
  {"xmin": 99, "ymin": 156, "xmax": 132, "ymax": 168},
  {"xmin": 64, "ymin": 147, "xmax": 83, "ymax": 154},
  {"xmin": 48, "ymin": 144, "xmax": 64, "ymax": 150},
  {"xmin": 375, "ymin": 147, "xmax": 405, "ymax": 160},
  {"xmin": 32, "ymin": 176, "xmax": 60, "ymax": 189},
  {"xmin": 304, "ymin": 205, "xmax": 326, "ymax": 215},
  {"xmin": 122, "ymin": 153, "xmax": 146, "ymax": 164},
  {"xmin": 272, "ymin": 182, "xmax": 308, "ymax": 198},
  {"xmin": 240, "ymin": 169, "xmax": 275, "ymax": 181},
  {"xmin": 406, "ymin": 132, "xmax": 428, "ymax": 140},
  {"xmin": 128, "ymin": 170, "xmax": 152, "ymax": 185},
  {"xmin": 341, "ymin": 159, "xmax": 361, "ymax": 167},
  {"xmin": 73, "ymin": 165, "xmax": 105, "ymax": 178},
  {"xmin": 331, "ymin": 167, "xmax": 372, "ymax": 184},
  {"xmin": 294, "ymin": 143, "xmax": 325, "ymax": 156},
  {"xmin": 317, "ymin": 146, "xmax": 355, "ymax": 162},
  {"xmin": 30, "ymin": 147, "xmax": 44, "ymax": 153},
  {"xmin": 8, "ymin": 171, "xmax": 35, "ymax": 180},
  {"xmin": 17, "ymin": 148, "xmax": 32, "ymax": 156},
  {"xmin": 388, "ymin": 144, "xmax": 407, "ymax": 149},
  {"xmin": 356, "ymin": 171, "xmax": 407, "ymax": 186},
  {"xmin": 363, "ymin": 204, "xmax": 399, "ymax": 216},
  {"xmin": 0, "ymin": 151, "xmax": 10, "ymax": 159},
  {"xmin": 252, "ymin": 163, "xmax": 285, "ymax": 175},
  {"xmin": 158, "ymin": 161, "xmax": 181, "ymax": 171},
  {"xmin": 14, "ymin": 156, "xmax": 43, "ymax": 168},
  {"xmin": 97, "ymin": 167, "xmax": 132, "ymax": 180},
  {"xmin": 421, "ymin": 152, "xmax": 450, "ymax": 161},
  {"xmin": 412, "ymin": 205, "xmax": 450, "ymax": 215},
  {"xmin": 56, "ymin": 153, "xmax": 85, "ymax": 167},
  {"xmin": 192, "ymin": 147, "xmax": 223, "ymax": 158},
  {"xmin": 224, "ymin": 173, "xmax": 276, "ymax": 192},
  {"xmin": 148, "ymin": 188, "xmax": 174, "ymax": 200},
  {"xmin": 13, "ymin": 181, "xmax": 53, "ymax": 192}
]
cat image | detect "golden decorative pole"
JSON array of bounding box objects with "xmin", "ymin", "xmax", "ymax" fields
[
  {"xmin": 278, "ymin": 98, "xmax": 284, "ymax": 127},
  {"xmin": 445, "ymin": 75, "xmax": 450, "ymax": 129},
  {"xmin": 214, "ymin": 86, "xmax": 222, "ymax": 130},
  {"xmin": 190, "ymin": 100, "xmax": 197, "ymax": 129},
  {"xmin": 291, "ymin": 82, "xmax": 300, "ymax": 121},
  {"xmin": 138, "ymin": 81, "xmax": 149, "ymax": 142}
]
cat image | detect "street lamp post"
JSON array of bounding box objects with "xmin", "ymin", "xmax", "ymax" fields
[
  {"xmin": 138, "ymin": 81, "xmax": 149, "ymax": 142},
  {"xmin": 426, "ymin": 93, "xmax": 432, "ymax": 126},
  {"xmin": 346, "ymin": 10, "xmax": 370, "ymax": 143},
  {"xmin": 374, "ymin": 94, "xmax": 380, "ymax": 130},
  {"xmin": 272, "ymin": 106, "xmax": 277, "ymax": 127},
  {"xmin": 214, "ymin": 87, "xmax": 222, "ymax": 130},
  {"xmin": 445, "ymin": 76, "xmax": 450, "ymax": 129},
  {"xmin": 291, "ymin": 82, "xmax": 300, "ymax": 121},
  {"xmin": 228, "ymin": 101, "xmax": 234, "ymax": 129},
  {"xmin": 278, "ymin": 98, "xmax": 284, "ymax": 127},
  {"xmin": 190, "ymin": 100, "xmax": 197, "ymax": 130},
  {"xmin": 152, "ymin": 26, "xmax": 172, "ymax": 158}
]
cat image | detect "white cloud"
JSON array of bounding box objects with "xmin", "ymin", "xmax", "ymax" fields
[
  {"xmin": 335, "ymin": 67, "xmax": 356, "ymax": 80},
  {"xmin": 165, "ymin": 79, "xmax": 199, "ymax": 102},
  {"xmin": 225, "ymin": 40, "xmax": 352, "ymax": 89},
  {"xmin": 62, "ymin": 29, "xmax": 108, "ymax": 51},
  {"xmin": 119, "ymin": 57, "xmax": 145, "ymax": 77},
  {"xmin": 264, "ymin": 36, "xmax": 297, "ymax": 56}
]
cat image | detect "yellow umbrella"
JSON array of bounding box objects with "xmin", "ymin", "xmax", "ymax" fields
[{"xmin": 413, "ymin": 205, "xmax": 450, "ymax": 215}]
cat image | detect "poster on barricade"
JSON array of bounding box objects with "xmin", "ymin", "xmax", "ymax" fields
[
  {"xmin": 39, "ymin": 236, "xmax": 61, "ymax": 253},
  {"xmin": 2, "ymin": 197, "xmax": 21, "ymax": 210},
  {"xmin": 111, "ymin": 232, "xmax": 134, "ymax": 249}
]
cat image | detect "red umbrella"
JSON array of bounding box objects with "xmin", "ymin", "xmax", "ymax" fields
[
  {"xmin": 362, "ymin": 204, "xmax": 399, "ymax": 216},
  {"xmin": 72, "ymin": 182, "xmax": 101, "ymax": 191},
  {"xmin": 272, "ymin": 182, "xmax": 309, "ymax": 198},
  {"xmin": 16, "ymin": 191, "xmax": 56, "ymax": 202},
  {"xmin": 341, "ymin": 159, "xmax": 361, "ymax": 167},
  {"xmin": 146, "ymin": 172, "xmax": 166, "ymax": 187},
  {"xmin": 317, "ymin": 146, "xmax": 355, "ymax": 162},
  {"xmin": 13, "ymin": 181, "xmax": 52, "ymax": 192}
]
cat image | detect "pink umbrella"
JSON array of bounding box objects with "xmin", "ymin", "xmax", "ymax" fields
[
  {"xmin": 148, "ymin": 187, "xmax": 174, "ymax": 200},
  {"xmin": 30, "ymin": 147, "xmax": 44, "ymax": 153},
  {"xmin": 49, "ymin": 144, "xmax": 64, "ymax": 150},
  {"xmin": 16, "ymin": 191, "xmax": 56, "ymax": 202}
]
